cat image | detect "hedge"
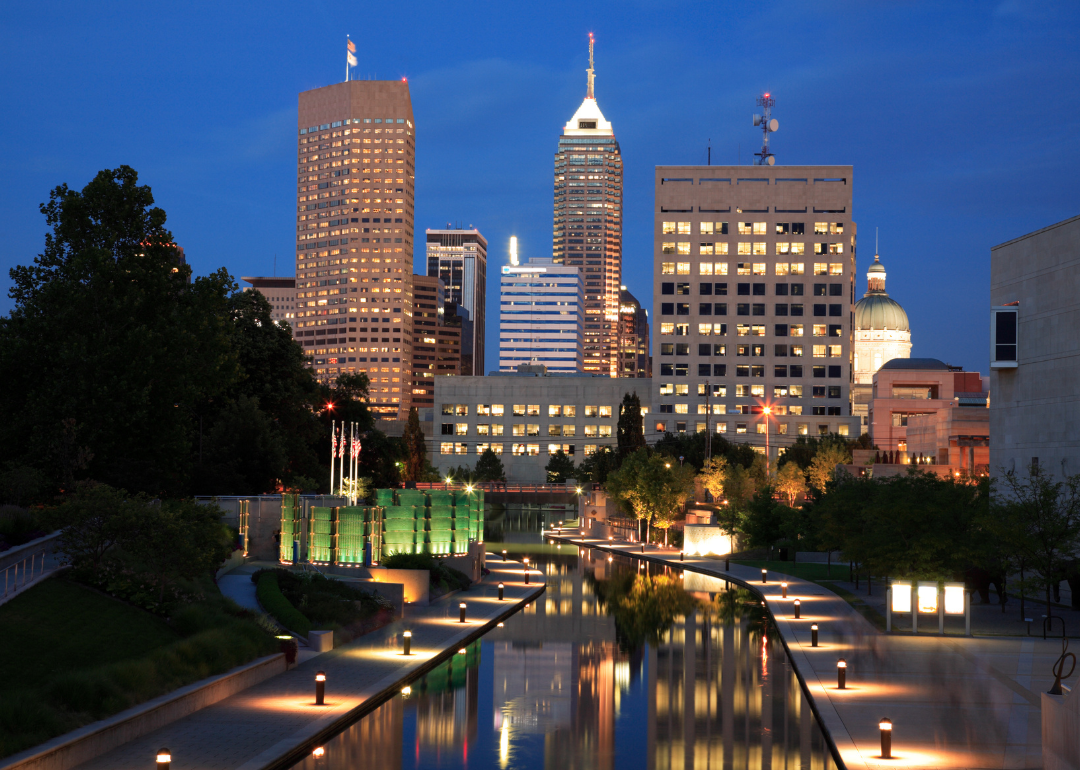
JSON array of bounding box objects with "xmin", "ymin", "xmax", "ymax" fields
[{"xmin": 256, "ymin": 572, "xmax": 311, "ymax": 637}]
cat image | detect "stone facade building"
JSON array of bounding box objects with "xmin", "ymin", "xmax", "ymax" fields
[{"xmin": 852, "ymin": 253, "xmax": 912, "ymax": 429}]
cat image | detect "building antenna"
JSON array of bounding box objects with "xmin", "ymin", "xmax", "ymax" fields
[
  {"xmin": 752, "ymin": 93, "xmax": 779, "ymax": 166},
  {"xmin": 586, "ymin": 33, "xmax": 596, "ymax": 99},
  {"xmin": 875, "ymin": 227, "xmax": 879, "ymax": 255},
  {"xmin": 707, "ymin": 138, "xmax": 711, "ymax": 166}
]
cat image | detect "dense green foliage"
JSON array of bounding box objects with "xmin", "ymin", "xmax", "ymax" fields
[
  {"xmin": 0, "ymin": 506, "xmax": 49, "ymax": 550},
  {"xmin": 380, "ymin": 551, "xmax": 472, "ymax": 595},
  {"xmin": 545, "ymin": 450, "xmax": 576, "ymax": 483},
  {"xmin": 252, "ymin": 568, "xmax": 389, "ymax": 637},
  {"xmin": 0, "ymin": 577, "xmax": 275, "ymax": 759},
  {"xmin": 0, "ymin": 167, "xmax": 384, "ymax": 499},
  {"xmin": 255, "ymin": 571, "xmax": 313, "ymax": 636},
  {"xmin": 616, "ymin": 391, "xmax": 646, "ymax": 459},
  {"xmin": 605, "ymin": 448, "xmax": 696, "ymax": 543}
]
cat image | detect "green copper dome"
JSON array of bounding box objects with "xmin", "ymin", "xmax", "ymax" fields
[{"xmin": 854, "ymin": 254, "xmax": 909, "ymax": 331}]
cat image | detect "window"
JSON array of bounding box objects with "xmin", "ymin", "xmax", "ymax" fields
[
  {"xmin": 526, "ymin": 424, "xmax": 540, "ymax": 436},
  {"xmin": 738, "ymin": 222, "xmax": 753, "ymax": 235},
  {"xmin": 563, "ymin": 424, "xmax": 576, "ymax": 436},
  {"xmin": 699, "ymin": 258, "xmax": 713, "ymax": 270},
  {"xmin": 829, "ymin": 283, "xmax": 843, "ymax": 297},
  {"xmin": 677, "ymin": 262, "xmax": 691, "ymax": 275},
  {"xmin": 991, "ymin": 307, "xmax": 1019, "ymax": 366},
  {"xmin": 829, "ymin": 304, "xmax": 843, "ymax": 317},
  {"xmin": 792, "ymin": 223, "xmax": 805, "ymax": 235},
  {"xmin": 677, "ymin": 222, "xmax": 691, "ymax": 234},
  {"xmin": 492, "ymin": 424, "xmax": 504, "ymax": 436},
  {"xmin": 440, "ymin": 442, "xmax": 455, "ymax": 455},
  {"xmin": 512, "ymin": 424, "xmax": 525, "ymax": 436},
  {"xmin": 776, "ymin": 223, "xmax": 790, "ymax": 235},
  {"xmin": 677, "ymin": 243, "xmax": 691, "ymax": 255},
  {"xmin": 527, "ymin": 404, "xmax": 540, "ymax": 416},
  {"xmin": 455, "ymin": 423, "xmax": 468, "ymax": 435},
  {"xmin": 814, "ymin": 222, "xmax": 828, "ymax": 235},
  {"xmin": 548, "ymin": 424, "xmax": 562, "ymax": 436},
  {"xmin": 829, "ymin": 263, "xmax": 843, "ymax": 275},
  {"xmin": 549, "ymin": 405, "xmax": 562, "ymax": 417},
  {"xmin": 676, "ymin": 303, "xmax": 690, "ymax": 315},
  {"xmin": 738, "ymin": 243, "xmax": 751, "ymax": 256},
  {"xmin": 564, "ymin": 405, "xmax": 576, "ymax": 417},
  {"xmin": 662, "ymin": 242, "xmax": 676, "ymax": 254},
  {"xmin": 829, "ymin": 243, "xmax": 843, "ymax": 255},
  {"xmin": 441, "ymin": 423, "xmax": 453, "ymax": 435},
  {"xmin": 492, "ymin": 404, "xmax": 505, "ymax": 417},
  {"xmin": 661, "ymin": 322, "xmax": 675, "ymax": 335},
  {"xmin": 661, "ymin": 282, "xmax": 674, "ymax": 295},
  {"xmin": 790, "ymin": 324, "xmax": 804, "ymax": 337},
  {"xmin": 752, "ymin": 222, "xmax": 767, "ymax": 235},
  {"xmin": 599, "ymin": 406, "xmax": 612, "ymax": 418},
  {"xmin": 753, "ymin": 263, "xmax": 766, "ymax": 275},
  {"xmin": 662, "ymin": 262, "xmax": 675, "ymax": 274},
  {"xmin": 513, "ymin": 404, "xmax": 526, "ymax": 416},
  {"xmin": 662, "ymin": 222, "xmax": 676, "ymax": 234},
  {"xmin": 700, "ymin": 222, "xmax": 714, "ymax": 235}
]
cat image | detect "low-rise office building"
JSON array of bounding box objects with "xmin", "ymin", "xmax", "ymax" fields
[
  {"xmin": 432, "ymin": 365, "xmax": 648, "ymax": 482},
  {"xmin": 242, "ymin": 276, "xmax": 297, "ymax": 330},
  {"xmin": 990, "ymin": 214, "xmax": 1080, "ymax": 480}
]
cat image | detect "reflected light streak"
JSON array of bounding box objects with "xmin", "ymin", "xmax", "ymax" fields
[{"xmin": 499, "ymin": 720, "xmax": 510, "ymax": 768}]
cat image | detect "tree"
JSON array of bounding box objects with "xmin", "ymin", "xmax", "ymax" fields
[
  {"xmin": 194, "ymin": 395, "xmax": 288, "ymax": 495},
  {"xmin": 355, "ymin": 430, "xmax": 405, "ymax": 490},
  {"xmin": 546, "ymin": 450, "xmax": 576, "ymax": 483},
  {"xmin": 474, "ymin": 449, "xmax": 506, "ymax": 482},
  {"xmin": 402, "ymin": 407, "xmax": 427, "ymax": 482},
  {"xmin": 808, "ymin": 443, "xmax": 852, "ymax": 492},
  {"xmin": 775, "ymin": 461, "xmax": 807, "ymax": 506},
  {"xmin": 0, "ymin": 167, "xmax": 237, "ymax": 496},
  {"xmin": 576, "ymin": 446, "xmax": 618, "ymax": 485},
  {"xmin": 698, "ymin": 456, "xmax": 728, "ymax": 503},
  {"xmin": 741, "ymin": 486, "xmax": 786, "ymax": 556},
  {"xmin": 607, "ymin": 449, "xmax": 694, "ymax": 545},
  {"xmin": 996, "ymin": 466, "xmax": 1080, "ymax": 621},
  {"xmin": 605, "ymin": 449, "xmax": 654, "ymax": 540},
  {"xmin": 617, "ymin": 391, "xmax": 646, "ymax": 459}
]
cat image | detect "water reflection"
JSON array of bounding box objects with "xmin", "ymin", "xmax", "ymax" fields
[{"xmin": 292, "ymin": 550, "xmax": 832, "ymax": 770}]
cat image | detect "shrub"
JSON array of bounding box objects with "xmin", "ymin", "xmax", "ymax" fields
[
  {"xmin": 381, "ymin": 551, "xmax": 472, "ymax": 593},
  {"xmin": 255, "ymin": 571, "xmax": 311, "ymax": 637},
  {"xmin": 0, "ymin": 506, "xmax": 49, "ymax": 551}
]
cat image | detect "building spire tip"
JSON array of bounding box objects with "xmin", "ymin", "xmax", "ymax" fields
[{"xmin": 586, "ymin": 33, "xmax": 595, "ymax": 99}]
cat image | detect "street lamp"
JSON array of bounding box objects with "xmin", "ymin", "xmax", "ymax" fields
[
  {"xmin": 781, "ymin": 581, "xmax": 788, "ymax": 598},
  {"xmin": 762, "ymin": 405, "xmax": 772, "ymax": 475},
  {"xmin": 836, "ymin": 658, "xmax": 847, "ymax": 689}
]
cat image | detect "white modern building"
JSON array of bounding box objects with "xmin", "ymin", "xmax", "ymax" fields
[{"xmin": 499, "ymin": 258, "xmax": 585, "ymax": 374}]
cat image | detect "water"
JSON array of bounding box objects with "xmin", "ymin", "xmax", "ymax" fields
[{"xmin": 290, "ymin": 549, "xmax": 834, "ymax": 770}]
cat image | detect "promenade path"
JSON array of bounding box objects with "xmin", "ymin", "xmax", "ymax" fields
[
  {"xmin": 552, "ymin": 531, "xmax": 1062, "ymax": 770},
  {"xmin": 64, "ymin": 555, "xmax": 544, "ymax": 770}
]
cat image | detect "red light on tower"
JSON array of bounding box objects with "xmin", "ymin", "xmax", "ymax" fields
[{"xmin": 325, "ymin": 401, "xmax": 335, "ymax": 411}]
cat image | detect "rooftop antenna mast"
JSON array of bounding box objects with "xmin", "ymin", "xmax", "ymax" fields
[
  {"xmin": 586, "ymin": 33, "xmax": 596, "ymax": 99},
  {"xmin": 753, "ymin": 93, "xmax": 778, "ymax": 166}
]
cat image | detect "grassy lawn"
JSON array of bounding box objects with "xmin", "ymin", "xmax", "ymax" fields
[
  {"xmin": 728, "ymin": 559, "xmax": 848, "ymax": 582},
  {"xmin": 0, "ymin": 578, "xmax": 180, "ymax": 691}
]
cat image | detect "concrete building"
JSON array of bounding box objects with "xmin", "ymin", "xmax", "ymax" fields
[
  {"xmin": 618, "ymin": 286, "xmax": 650, "ymax": 378},
  {"xmin": 295, "ymin": 80, "xmax": 416, "ymax": 418},
  {"xmin": 552, "ymin": 35, "xmax": 623, "ymax": 377},
  {"xmin": 499, "ymin": 259, "xmax": 585, "ymax": 374},
  {"xmin": 906, "ymin": 403, "xmax": 989, "ymax": 474},
  {"xmin": 990, "ymin": 214, "xmax": 1080, "ymax": 480},
  {"xmin": 868, "ymin": 358, "xmax": 986, "ymax": 455},
  {"xmin": 650, "ymin": 166, "xmax": 860, "ymax": 457},
  {"xmin": 411, "ymin": 275, "xmax": 461, "ymax": 409},
  {"xmin": 425, "ymin": 227, "xmax": 487, "ymax": 375},
  {"xmin": 432, "ymin": 366, "xmax": 649, "ymax": 482},
  {"xmin": 241, "ymin": 276, "xmax": 297, "ymax": 329},
  {"xmin": 851, "ymin": 253, "xmax": 911, "ymax": 430}
]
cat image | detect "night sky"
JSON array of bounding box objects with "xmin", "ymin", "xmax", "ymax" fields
[{"xmin": 2, "ymin": 1, "xmax": 1077, "ymax": 376}]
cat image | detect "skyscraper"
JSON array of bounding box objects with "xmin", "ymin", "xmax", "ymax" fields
[
  {"xmin": 295, "ymin": 80, "xmax": 416, "ymax": 419},
  {"xmin": 411, "ymin": 274, "xmax": 461, "ymax": 408},
  {"xmin": 650, "ymin": 166, "xmax": 861, "ymax": 454},
  {"xmin": 618, "ymin": 287, "xmax": 650, "ymax": 377},
  {"xmin": 425, "ymin": 227, "xmax": 487, "ymax": 376},
  {"xmin": 499, "ymin": 258, "xmax": 584, "ymax": 374},
  {"xmin": 552, "ymin": 35, "xmax": 623, "ymax": 377}
]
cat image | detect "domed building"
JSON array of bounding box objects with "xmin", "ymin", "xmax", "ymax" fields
[{"xmin": 852, "ymin": 253, "xmax": 911, "ymax": 428}]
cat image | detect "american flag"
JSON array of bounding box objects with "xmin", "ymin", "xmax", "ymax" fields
[
  {"xmin": 351, "ymin": 435, "xmax": 361, "ymax": 460},
  {"xmin": 338, "ymin": 427, "xmax": 346, "ymax": 458},
  {"xmin": 332, "ymin": 426, "xmax": 339, "ymax": 458}
]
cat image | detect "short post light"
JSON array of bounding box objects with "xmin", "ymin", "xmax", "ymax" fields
[
  {"xmin": 680, "ymin": 551, "xmax": 685, "ymax": 561},
  {"xmin": 459, "ymin": 602, "xmax": 467, "ymax": 623},
  {"xmin": 879, "ymin": 718, "xmax": 893, "ymax": 759},
  {"xmin": 524, "ymin": 557, "xmax": 530, "ymax": 585},
  {"xmin": 312, "ymin": 746, "xmax": 326, "ymax": 760},
  {"xmin": 761, "ymin": 568, "xmax": 768, "ymax": 584},
  {"xmin": 794, "ymin": 599, "xmax": 801, "ymax": 619},
  {"xmin": 608, "ymin": 535, "xmax": 613, "ymax": 542},
  {"xmin": 315, "ymin": 671, "xmax": 326, "ymax": 705},
  {"xmin": 402, "ymin": 630, "xmax": 412, "ymax": 656},
  {"xmin": 836, "ymin": 658, "xmax": 847, "ymax": 689},
  {"xmin": 641, "ymin": 543, "xmax": 645, "ymax": 553},
  {"xmin": 781, "ymin": 581, "xmax": 788, "ymax": 598},
  {"xmin": 498, "ymin": 582, "xmax": 505, "ymax": 601},
  {"xmin": 502, "ymin": 549, "xmax": 507, "ymax": 561},
  {"xmin": 156, "ymin": 747, "xmax": 172, "ymax": 770},
  {"xmin": 811, "ymin": 624, "xmax": 819, "ymax": 647}
]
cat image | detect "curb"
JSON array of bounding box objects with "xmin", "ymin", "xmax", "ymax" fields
[{"xmin": 0, "ymin": 654, "xmax": 286, "ymax": 770}]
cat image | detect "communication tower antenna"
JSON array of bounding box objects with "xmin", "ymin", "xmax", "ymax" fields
[
  {"xmin": 509, "ymin": 236, "xmax": 518, "ymax": 266},
  {"xmin": 752, "ymin": 93, "xmax": 779, "ymax": 166}
]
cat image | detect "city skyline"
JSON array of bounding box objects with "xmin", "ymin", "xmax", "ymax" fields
[{"xmin": 2, "ymin": 2, "xmax": 1078, "ymax": 378}]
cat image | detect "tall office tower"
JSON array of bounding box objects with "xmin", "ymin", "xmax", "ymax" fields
[
  {"xmin": 552, "ymin": 35, "xmax": 623, "ymax": 377},
  {"xmin": 296, "ymin": 81, "xmax": 416, "ymax": 419},
  {"xmin": 242, "ymin": 276, "xmax": 297, "ymax": 329},
  {"xmin": 411, "ymin": 274, "xmax": 461, "ymax": 408},
  {"xmin": 425, "ymin": 227, "xmax": 487, "ymax": 375},
  {"xmin": 499, "ymin": 258, "xmax": 584, "ymax": 374},
  {"xmin": 618, "ymin": 287, "xmax": 650, "ymax": 377},
  {"xmin": 651, "ymin": 166, "xmax": 860, "ymax": 456}
]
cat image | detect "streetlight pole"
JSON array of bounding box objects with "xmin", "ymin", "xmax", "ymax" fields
[{"xmin": 762, "ymin": 406, "xmax": 772, "ymax": 477}]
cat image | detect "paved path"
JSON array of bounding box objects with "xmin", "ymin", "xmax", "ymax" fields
[
  {"xmin": 552, "ymin": 532, "xmax": 1062, "ymax": 770},
  {"xmin": 67, "ymin": 556, "xmax": 543, "ymax": 770}
]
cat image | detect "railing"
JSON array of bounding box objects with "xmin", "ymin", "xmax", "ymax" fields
[
  {"xmin": 2, "ymin": 547, "xmax": 50, "ymax": 599},
  {"xmin": 411, "ymin": 482, "xmax": 577, "ymax": 493}
]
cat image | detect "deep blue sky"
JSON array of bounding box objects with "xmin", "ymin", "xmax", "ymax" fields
[{"xmin": 2, "ymin": 1, "xmax": 1077, "ymax": 375}]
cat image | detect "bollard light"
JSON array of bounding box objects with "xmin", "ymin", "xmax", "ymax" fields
[
  {"xmin": 524, "ymin": 557, "xmax": 530, "ymax": 585},
  {"xmin": 458, "ymin": 648, "xmax": 466, "ymax": 654},
  {"xmin": 879, "ymin": 718, "xmax": 892, "ymax": 758},
  {"xmin": 315, "ymin": 671, "xmax": 326, "ymax": 705},
  {"xmin": 313, "ymin": 746, "xmax": 326, "ymax": 758},
  {"xmin": 498, "ymin": 582, "xmax": 505, "ymax": 601},
  {"xmin": 761, "ymin": 568, "xmax": 768, "ymax": 584},
  {"xmin": 402, "ymin": 631, "xmax": 412, "ymax": 656},
  {"xmin": 641, "ymin": 544, "xmax": 645, "ymax": 553},
  {"xmin": 608, "ymin": 535, "xmax": 613, "ymax": 542},
  {"xmin": 459, "ymin": 602, "xmax": 467, "ymax": 623},
  {"xmin": 794, "ymin": 599, "xmax": 801, "ymax": 619},
  {"xmin": 680, "ymin": 551, "xmax": 685, "ymax": 561},
  {"xmin": 502, "ymin": 549, "xmax": 507, "ymax": 561},
  {"xmin": 401, "ymin": 685, "xmax": 411, "ymax": 695},
  {"xmin": 781, "ymin": 581, "xmax": 788, "ymax": 598},
  {"xmin": 836, "ymin": 658, "xmax": 847, "ymax": 689},
  {"xmin": 156, "ymin": 747, "xmax": 172, "ymax": 769},
  {"xmin": 811, "ymin": 624, "xmax": 819, "ymax": 647}
]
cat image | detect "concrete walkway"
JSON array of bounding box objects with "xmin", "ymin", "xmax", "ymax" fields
[
  {"xmin": 63, "ymin": 556, "xmax": 544, "ymax": 770},
  {"xmin": 553, "ymin": 532, "xmax": 1064, "ymax": 770}
]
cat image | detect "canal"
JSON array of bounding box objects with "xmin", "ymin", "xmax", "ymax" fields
[{"xmin": 288, "ymin": 546, "xmax": 834, "ymax": 770}]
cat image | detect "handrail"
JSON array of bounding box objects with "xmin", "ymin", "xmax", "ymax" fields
[{"xmin": 2, "ymin": 547, "xmax": 50, "ymax": 599}]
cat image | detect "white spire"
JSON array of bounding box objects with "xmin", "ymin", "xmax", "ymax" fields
[{"xmin": 586, "ymin": 33, "xmax": 595, "ymax": 99}]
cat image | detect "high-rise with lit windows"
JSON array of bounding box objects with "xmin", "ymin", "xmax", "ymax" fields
[
  {"xmin": 425, "ymin": 227, "xmax": 487, "ymax": 376},
  {"xmin": 499, "ymin": 259, "xmax": 584, "ymax": 374},
  {"xmin": 650, "ymin": 166, "xmax": 861, "ymax": 457},
  {"xmin": 552, "ymin": 35, "xmax": 623, "ymax": 377},
  {"xmin": 295, "ymin": 80, "xmax": 416, "ymax": 418}
]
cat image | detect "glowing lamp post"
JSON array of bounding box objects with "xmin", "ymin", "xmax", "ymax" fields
[
  {"xmin": 498, "ymin": 582, "xmax": 505, "ymax": 601},
  {"xmin": 502, "ymin": 549, "xmax": 507, "ymax": 561},
  {"xmin": 459, "ymin": 602, "xmax": 467, "ymax": 623},
  {"xmin": 781, "ymin": 581, "xmax": 788, "ymax": 598},
  {"xmin": 315, "ymin": 671, "xmax": 326, "ymax": 705},
  {"xmin": 793, "ymin": 599, "xmax": 801, "ymax": 619},
  {"xmin": 680, "ymin": 550, "xmax": 685, "ymax": 561},
  {"xmin": 762, "ymin": 406, "xmax": 772, "ymax": 475},
  {"xmin": 879, "ymin": 718, "xmax": 893, "ymax": 759},
  {"xmin": 402, "ymin": 631, "xmax": 412, "ymax": 656},
  {"xmin": 523, "ymin": 557, "xmax": 530, "ymax": 585},
  {"xmin": 811, "ymin": 624, "xmax": 819, "ymax": 647},
  {"xmin": 313, "ymin": 746, "xmax": 326, "ymax": 760},
  {"xmin": 156, "ymin": 748, "xmax": 172, "ymax": 769},
  {"xmin": 761, "ymin": 568, "xmax": 768, "ymax": 584},
  {"xmin": 836, "ymin": 658, "xmax": 847, "ymax": 689}
]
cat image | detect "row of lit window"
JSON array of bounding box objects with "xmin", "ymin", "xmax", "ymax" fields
[
  {"xmin": 661, "ymin": 262, "xmax": 844, "ymax": 276},
  {"xmin": 441, "ymin": 423, "xmax": 613, "ymax": 437},
  {"xmin": 439, "ymin": 443, "xmax": 611, "ymax": 456},
  {"xmin": 662, "ymin": 243, "xmax": 843, "ymax": 257},
  {"xmin": 654, "ymin": 421, "xmax": 850, "ymax": 436},
  {"xmin": 441, "ymin": 404, "xmax": 612, "ymax": 417},
  {"xmin": 660, "ymin": 342, "xmax": 843, "ymax": 357},
  {"xmin": 662, "ymin": 221, "xmax": 843, "ymax": 236},
  {"xmin": 658, "ymin": 363, "xmax": 844, "ymax": 378}
]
